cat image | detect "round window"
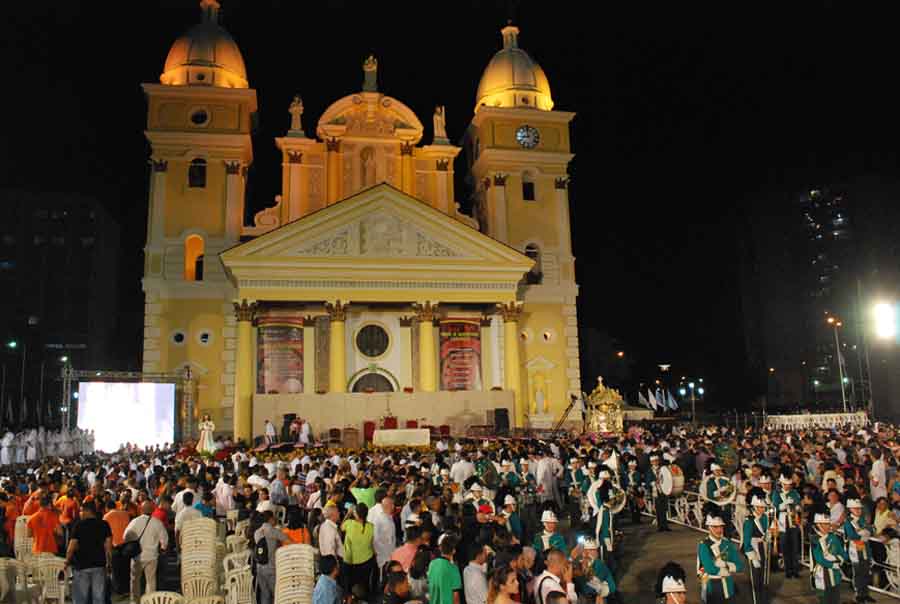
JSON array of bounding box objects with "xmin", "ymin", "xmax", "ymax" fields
[
  {"xmin": 190, "ymin": 109, "xmax": 209, "ymax": 126},
  {"xmin": 197, "ymin": 331, "xmax": 213, "ymax": 346},
  {"xmin": 171, "ymin": 331, "xmax": 186, "ymax": 346},
  {"xmin": 356, "ymin": 324, "xmax": 389, "ymax": 358}
]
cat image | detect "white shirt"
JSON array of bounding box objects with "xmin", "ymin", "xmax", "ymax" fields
[
  {"xmin": 535, "ymin": 570, "xmax": 577, "ymax": 604},
  {"xmin": 463, "ymin": 562, "xmax": 488, "ymax": 604},
  {"xmin": 318, "ymin": 518, "xmax": 344, "ymax": 559},
  {"xmin": 172, "ymin": 488, "xmax": 196, "ymax": 514},
  {"xmin": 367, "ymin": 503, "xmax": 396, "ymax": 567},
  {"xmin": 871, "ymin": 459, "xmax": 887, "ymax": 499},
  {"xmin": 123, "ymin": 515, "xmax": 169, "ymax": 561},
  {"xmin": 175, "ymin": 506, "xmax": 203, "ymax": 535},
  {"xmin": 450, "ymin": 460, "xmax": 475, "ymax": 484},
  {"xmin": 256, "ymin": 499, "xmax": 275, "ymax": 513}
]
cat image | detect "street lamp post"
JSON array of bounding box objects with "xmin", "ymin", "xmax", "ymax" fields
[
  {"xmin": 6, "ymin": 341, "xmax": 26, "ymax": 425},
  {"xmin": 688, "ymin": 382, "xmax": 696, "ymax": 425},
  {"xmin": 827, "ymin": 317, "xmax": 848, "ymax": 413}
]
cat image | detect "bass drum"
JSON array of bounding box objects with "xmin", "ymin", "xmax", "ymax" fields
[{"xmin": 659, "ymin": 465, "xmax": 684, "ymax": 497}]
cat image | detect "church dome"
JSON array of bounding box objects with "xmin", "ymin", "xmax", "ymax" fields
[
  {"xmin": 475, "ymin": 25, "xmax": 553, "ymax": 113},
  {"xmin": 160, "ymin": 0, "xmax": 248, "ymax": 89}
]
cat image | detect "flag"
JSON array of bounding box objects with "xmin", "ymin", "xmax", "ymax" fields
[
  {"xmin": 647, "ymin": 389, "xmax": 659, "ymax": 410},
  {"xmin": 655, "ymin": 388, "xmax": 664, "ymax": 410},
  {"xmin": 667, "ymin": 390, "xmax": 679, "ymax": 410},
  {"xmin": 638, "ymin": 392, "xmax": 652, "ymax": 409}
]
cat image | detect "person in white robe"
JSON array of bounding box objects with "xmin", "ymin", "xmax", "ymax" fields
[
  {"xmin": 14, "ymin": 433, "xmax": 26, "ymax": 464},
  {"xmin": 197, "ymin": 415, "xmax": 216, "ymax": 454},
  {"xmin": 0, "ymin": 431, "xmax": 14, "ymax": 466},
  {"xmin": 300, "ymin": 419, "xmax": 311, "ymax": 446},
  {"xmin": 26, "ymin": 432, "xmax": 36, "ymax": 462}
]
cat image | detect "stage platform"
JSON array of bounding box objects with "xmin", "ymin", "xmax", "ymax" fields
[{"xmin": 253, "ymin": 390, "xmax": 515, "ymax": 439}]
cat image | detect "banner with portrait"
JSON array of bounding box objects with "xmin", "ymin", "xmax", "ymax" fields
[
  {"xmin": 256, "ymin": 313, "xmax": 304, "ymax": 395},
  {"xmin": 439, "ymin": 318, "xmax": 482, "ymax": 391}
]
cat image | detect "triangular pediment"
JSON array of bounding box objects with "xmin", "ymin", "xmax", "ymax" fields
[{"xmin": 220, "ymin": 184, "xmax": 532, "ymax": 302}]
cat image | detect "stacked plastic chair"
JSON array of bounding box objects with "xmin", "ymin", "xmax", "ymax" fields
[
  {"xmin": 13, "ymin": 516, "xmax": 34, "ymax": 574},
  {"xmin": 223, "ymin": 549, "xmax": 253, "ymax": 604},
  {"xmin": 225, "ymin": 535, "xmax": 248, "ymax": 554},
  {"xmin": 225, "ymin": 510, "xmax": 239, "ymax": 534},
  {"xmin": 34, "ymin": 554, "xmax": 67, "ymax": 604},
  {"xmin": 181, "ymin": 517, "xmax": 219, "ymax": 598},
  {"xmin": 233, "ymin": 520, "xmax": 249, "ymax": 541},
  {"xmin": 140, "ymin": 592, "xmax": 184, "ymax": 604},
  {"xmin": 273, "ymin": 544, "xmax": 316, "ymax": 604},
  {"xmin": 0, "ymin": 557, "xmax": 35, "ymax": 603}
]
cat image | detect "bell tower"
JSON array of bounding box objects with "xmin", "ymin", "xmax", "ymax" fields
[
  {"xmin": 140, "ymin": 0, "xmax": 257, "ymax": 433},
  {"xmin": 463, "ymin": 23, "xmax": 581, "ymax": 424}
]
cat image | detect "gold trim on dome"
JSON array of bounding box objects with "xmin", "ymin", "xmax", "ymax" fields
[{"xmin": 233, "ymin": 299, "xmax": 257, "ymax": 322}]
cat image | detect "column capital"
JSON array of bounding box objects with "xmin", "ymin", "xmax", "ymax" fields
[
  {"xmin": 400, "ymin": 141, "xmax": 414, "ymax": 156},
  {"xmin": 496, "ymin": 301, "xmax": 523, "ymax": 322},
  {"xmin": 324, "ymin": 300, "xmax": 348, "ymax": 322},
  {"xmin": 399, "ymin": 315, "xmax": 414, "ymax": 327},
  {"xmin": 287, "ymin": 151, "xmax": 303, "ymax": 164},
  {"xmin": 412, "ymin": 301, "xmax": 439, "ymax": 322},
  {"xmin": 150, "ymin": 158, "xmax": 168, "ymax": 172},
  {"xmin": 555, "ymin": 176, "xmax": 570, "ymax": 190},
  {"xmin": 326, "ymin": 137, "xmax": 342, "ymax": 152},
  {"xmin": 224, "ymin": 160, "xmax": 242, "ymax": 175},
  {"xmin": 303, "ymin": 315, "xmax": 316, "ymax": 325},
  {"xmin": 480, "ymin": 315, "xmax": 493, "ymax": 327},
  {"xmin": 233, "ymin": 299, "xmax": 258, "ymax": 322},
  {"xmin": 493, "ymin": 173, "xmax": 508, "ymax": 187},
  {"xmin": 436, "ymin": 158, "xmax": 450, "ymax": 172}
]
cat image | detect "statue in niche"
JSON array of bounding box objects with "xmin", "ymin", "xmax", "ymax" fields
[
  {"xmin": 433, "ymin": 105, "xmax": 448, "ymax": 142},
  {"xmin": 288, "ymin": 95, "xmax": 304, "ymax": 133},
  {"xmin": 360, "ymin": 147, "xmax": 376, "ymax": 187},
  {"xmin": 530, "ymin": 371, "xmax": 548, "ymax": 415}
]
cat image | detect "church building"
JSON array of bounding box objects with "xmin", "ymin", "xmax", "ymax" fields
[{"xmin": 140, "ymin": 0, "xmax": 580, "ymax": 442}]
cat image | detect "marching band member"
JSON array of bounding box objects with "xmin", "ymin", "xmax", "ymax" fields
[
  {"xmin": 697, "ymin": 513, "xmax": 744, "ymax": 603},
  {"xmin": 705, "ymin": 464, "xmax": 734, "ymax": 534},
  {"xmin": 533, "ymin": 510, "xmax": 568, "ymax": 557},
  {"xmin": 500, "ymin": 494, "xmax": 523, "ymax": 542},
  {"xmin": 466, "ymin": 483, "xmax": 495, "ymax": 513},
  {"xmin": 646, "ymin": 455, "xmax": 671, "ymax": 532},
  {"xmin": 844, "ymin": 499, "xmax": 875, "ymax": 604},
  {"xmin": 772, "ymin": 474, "xmax": 802, "ymax": 579},
  {"xmin": 655, "ymin": 561, "xmax": 687, "ymax": 604},
  {"xmin": 575, "ymin": 538, "xmax": 617, "ymax": 604},
  {"xmin": 593, "ymin": 478, "xmax": 614, "ymax": 564},
  {"xmin": 758, "ymin": 475, "xmax": 774, "ymax": 505},
  {"xmin": 501, "ymin": 460, "xmax": 521, "ymax": 489},
  {"xmin": 742, "ymin": 495, "xmax": 776, "ymax": 604},
  {"xmin": 623, "ymin": 459, "xmax": 644, "ymax": 524},
  {"xmin": 811, "ymin": 511, "xmax": 848, "ymax": 604}
]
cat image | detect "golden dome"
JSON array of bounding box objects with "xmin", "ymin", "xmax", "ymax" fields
[
  {"xmin": 160, "ymin": 0, "xmax": 248, "ymax": 89},
  {"xmin": 475, "ymin": 25, "xmax": 553, "ymax": 113}
]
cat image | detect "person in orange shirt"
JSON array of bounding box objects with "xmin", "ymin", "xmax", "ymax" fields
[
  {"xmin": 27, "ymin": 495, "xmax": 62, "ymax": 555},
  {"xmin": 22, "ymin": 486, "xmax": 45, "ymax": 516},
  {"xmin": 55, "ymin": 485, "xmax": 80, "ymax": 530},
  {"xmin": 1, "ymin": 492, "xmax": 20, "ymax": 546},
  {"xmin": 103, "ymin": 500, "xmax": 131, "ymax": 547},
  {"xmin": 283, "ymin": 510, "xmax": 311, "ymax": 545},
  {"xmin": 116, "ymin": 491, "xmax": 139, "ymax": 519}
]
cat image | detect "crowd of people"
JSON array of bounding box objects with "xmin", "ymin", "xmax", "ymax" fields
[
  {"xmin": 0, "ymin": 427, "xmax": 94, "ymax": 465},
  {"xmin": 1, "ymin": 419, "xmax": 900, "ymax": 604}
]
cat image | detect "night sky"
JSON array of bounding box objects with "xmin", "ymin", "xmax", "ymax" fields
[{"xmin": 4, "ymin": 2, "xmax": 900, "ymax": 405}]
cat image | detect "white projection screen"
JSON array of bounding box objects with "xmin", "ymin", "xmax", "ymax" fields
[{"xmin": 77, "ymin": 382, "xmax": 176, "ymax": 452}]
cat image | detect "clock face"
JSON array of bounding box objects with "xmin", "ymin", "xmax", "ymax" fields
[{"xmin": 516, "ymin": 125, "xmax": 540, "ymax": 149}]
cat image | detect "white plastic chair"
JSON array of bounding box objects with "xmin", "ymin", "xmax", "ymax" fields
[
  {"xmin": 223, "ymin": 552, "xmax": 252, "ymax": 576},
  {"xmin": 233, "ymin": 520, "xmax": 249, "ymax": 539},
  {"xmin": 141, "ymin": 592, "xmax": 185, "ymax": 604},
  {"xmin": 34, "ymin": 556, "xmax": 66, "ymax": 604},
  {"xmin": 226, "ymin": 535, "xmax": 248, "ymax": 554},
  {"xmin": 225, "ymin": 510, "xmax": 239, "ymax": 533},
  {"xmin": 273, "ymin": 506, "xmax": 287, "ymax": 526},
  {"xmin": 188, "ymin": 597, "xmax": 225, "ymax": 604},
  {"xmin": 224, "ymin": 565, "xmax": 253, "ymax": 604},
  {"xmin": 182, "ymin": 575, "xmax": 218, "ymax": 599}
]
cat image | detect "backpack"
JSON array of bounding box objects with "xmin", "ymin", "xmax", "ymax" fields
[{"xmin": 254, "ymin": 534, "xmax": 269, "ymax": 566}]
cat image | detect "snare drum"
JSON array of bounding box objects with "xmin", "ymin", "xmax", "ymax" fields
[{"xmin": 659, "ymin": 465, "xmax": 684, "ymax": 497}]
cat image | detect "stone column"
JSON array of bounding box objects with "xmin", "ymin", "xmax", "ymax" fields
[
  {"xmin": 325, "ymin": 301, "xmax": 348, "ymax": 392},
  {"xmin": 498, "ymin": 302, "xmax": 523, "ymax": 425},
  {"xmin": 303, "ymin": 316, "xmax": 316, "ymax": 394},
  {"xmin": 554, "ymin": 177, "xmax": 572, "ymax": 256},
  {"xmin": 492, "ymin": 174, "xmax": 508, "ymax": 241},
  {"xmin": 148, "ymin": 159, "xmax": 167, "ymax": 244},
  {"xmin": 399, "ymin": 316, "xmax": 414, "ymax": 390},
  {"xmin": 224, "ymin": 161, "xmax": 243, "ymax": 242},
  {"xmin": 233, "ymin": 299, "xmax": 257, "ymax": 444},
  {"xmin": 480, "ymin": 315, "xmax": 493, "ymax": 390},
  {"xmin": 286, "ymin": 151, "xmax": 305, "ymax": 221},
  {"xmin": 326, "ymin": 138, "xmax": 341, "ymax": 205},
  {"xmin": 400, "ymin": 142, "xmax": 415, "ymax": 195},
  {"xmin": 413, "ymin": 302, "xmax": 438, "ymax": 392}
]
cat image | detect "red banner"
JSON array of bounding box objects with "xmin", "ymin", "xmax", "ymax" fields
[
  {"xmin": 439, "ymin": 319, "xmax": 482, "ymax": 391},
  {"xmin": 256, "ymin": 314, "xmax": 304, "ymax": 395}
]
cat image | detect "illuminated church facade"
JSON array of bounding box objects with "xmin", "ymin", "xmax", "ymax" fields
[{"xmin": 141, "ymin": 0, "xmax": 580, "ymax": 441}]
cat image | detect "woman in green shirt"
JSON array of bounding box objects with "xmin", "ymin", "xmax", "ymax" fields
[{"xmin": 343, "ymin": 502, "xmax": 377, "ymax": 598}]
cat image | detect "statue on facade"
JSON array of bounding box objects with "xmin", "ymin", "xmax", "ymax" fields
[
  {"xmin": 288, "ymin": 94, "xmax": 305, "ymax": 136},
  {"xmin": 433, "ymin": 105, "xmax": 449, "ymax": 143},
  {"xmin": 363, "ymin": 55, "xmax": 378, "ymax": 92}
]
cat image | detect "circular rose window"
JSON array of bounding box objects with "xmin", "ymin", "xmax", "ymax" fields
[{"xmin": 356, "ymin": 324, "xmax": 389, "ymax": 358}]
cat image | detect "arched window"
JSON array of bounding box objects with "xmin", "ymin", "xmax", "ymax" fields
[
  {"xmin": 188, "ymin": 158, "xmax": 207, "ymax": 188},
  {"xmin": 184, "ymin": 235, "xmax": 205, "ymax": 281},
  {"xmin": 524, "ymin": 243, "xmax": 542, "ymax": 284},
  {"xmin": 522, "ymin": 172, "xmax": 536, "ymax": 201}
]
